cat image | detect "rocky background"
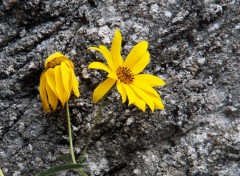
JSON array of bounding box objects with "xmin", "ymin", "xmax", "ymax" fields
[{"xmin": 0, "ymin": 0, "xmax": 240, "ymax": 175}]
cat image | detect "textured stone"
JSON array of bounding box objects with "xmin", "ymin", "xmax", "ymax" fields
[{"xmin": 0, "ymin": 0, "xmax": 240, "ymax": 175}]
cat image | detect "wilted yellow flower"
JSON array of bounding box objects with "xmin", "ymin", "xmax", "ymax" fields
[
  {"xmin": 39, "ymin": 52, "xmax": 80, "ymax": 112},
  {"xmin": 88, "ymin": 29, "xmax": 165, "ymax": 112}
]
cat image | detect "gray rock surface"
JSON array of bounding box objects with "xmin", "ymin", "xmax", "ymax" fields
[{"xmin": 0, "ymin": 0, "xmax": 240, "ymax": 175}]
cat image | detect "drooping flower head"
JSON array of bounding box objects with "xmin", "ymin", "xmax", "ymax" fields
[
  {"xmin": 39, "ymin": 52, "xmax": 80, "ymax": 112},
  {"xmin": 88, "ymin": 29, "xmax": 165, "ymax": 112}
]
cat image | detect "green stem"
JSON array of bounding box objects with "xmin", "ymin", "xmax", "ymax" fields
[
  {"xmin": 66, "ymin": 102, "xmax": 87, "ymax": 176},
  {"xmin": 83, "ymin": 96, "xmax": 106, "ymax": 156},
  {"xmin": 66, "ymin": 102, "xmax": 76, "ymax": 164}
]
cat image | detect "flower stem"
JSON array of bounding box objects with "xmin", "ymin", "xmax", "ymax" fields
[
  {"xmin": 83, "ymin": 96, "xmax": 106, "ymax": 156},
  {"xmin": 66, "ymin": 102, "xmax": 76, "ymax": 164},
  {"xmin": 66, "ymin": 102, "xmax": 87, "ymax": 176}
]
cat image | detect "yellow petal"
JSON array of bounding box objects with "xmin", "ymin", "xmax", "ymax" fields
[
  {"xmin": 99, "ymin": 45, "xmax": 115, "ymax": 71},
  {"xmin": 61, "ymin": 62, "xmax": 71, "ymax": 94},
  {"xmin": 46, "ymin": 80, "xmax": 58, "ymax": 110},
  {"xmin": 153, "ymin": 96, "xmax": 164, "ymax": 110},
  {"xmin": 116, "ymin": 81, "xmax": 127, "ymax": 103},
  {"xmin": 111, "ymin": 29, "xmax": 123, "ymax": 68},
  {"xmin": 133, "ymin": 95, "xmax": 146, "ymax": 112},
  {"xmin": 122, "ymin": 84, "xmax": 136, "ymax": 105},
  {"xmin": 88, "ymin": 62, "xmax": 112, "ymax": 74},
  {"xmin": 124, "ymin": 41, "xmax": 148, "ymax": 68},
  {"xmin": 88, "ymin": 46, "xmax": 115, "ymax": 71},
  {"xmin": 39, "ymin": 73, "xmax": 51, "ymax": 112},
  {"xmin": 133, "ymin": 79, "xmax": 160, "ymax": 99},
  {"xmin": 107, "ymin": 72, "xmax": 118, "ymax": 80},
  {"xmin": 134, "ymin": 74, "xmax": 166, "ymax": 87},
  {"xmin": 93, "ymin": 78, "xmax": 116, "ymax": 103},
  {"xmin": 45, "ymin": 68, "xmax": 59, "ymax": 99},
  {"xmin": 130, "ymin": 84, "xmax": 155, "ymax": 112},
  {"xmin": 131, "ymin": 51, "xmax": 150, "ymax": 74},
  {"xmin": 71, "ymin": 69, "xmax": 80, "ymax": 97},
  {"xmin": 64, "ymin": 59, "xmax": 74, "ymax": 69},
  {"xmin": 55, "ymin": 65, "xmax": 69, "ymax": 106},
  {"xmin": 88, "ymin": 46, "xmax": 100, "ymax": 51},
  {"xmin": 44, "ymin": 52, "xmax": 67, "ymax": 67}
]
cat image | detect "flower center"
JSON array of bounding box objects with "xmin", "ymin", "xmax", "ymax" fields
[
  {"xmin": 116, "ymin": 66, "xmax": 134, "ymax": 84},
  {"xmin": 46, "ymin": 57, "xmax": 65, "ymax": 69}
]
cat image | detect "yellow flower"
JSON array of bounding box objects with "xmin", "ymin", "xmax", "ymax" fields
[
  {"xmin": 0, "ymin": 168, "xmax": 4, "ymax": 176},
  {"xmin": 88, "ymin": 29, "xmax": 165, "ymax": 112},
  {"xmin": 39, "ymin": 52, "xmax": 80, "ymax": 112}
]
